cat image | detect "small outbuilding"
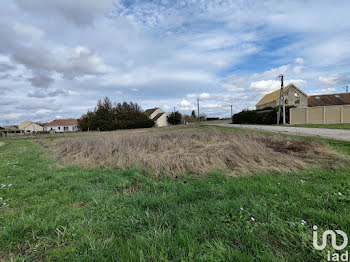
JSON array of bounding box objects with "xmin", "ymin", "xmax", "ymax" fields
[{"xmin": 144, "ymin": 108, "xmax": 169, "ymax": 127}]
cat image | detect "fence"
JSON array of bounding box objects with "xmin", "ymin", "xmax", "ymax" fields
[{"xmin": 290, "ymin": 105, "xmax": 350, "ymax": 125}]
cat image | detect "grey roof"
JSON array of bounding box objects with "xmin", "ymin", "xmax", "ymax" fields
[
  {"xmin": 144, "ymin": 108, "xmax": 158, "ymax": 117},
  {"xmin": 153, "ymin": 112, "xmax": 165, "ymax": 121}
]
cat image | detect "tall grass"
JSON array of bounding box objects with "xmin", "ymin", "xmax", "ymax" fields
[{"xmin": 43, "ymin": 128, "xmax": 340, "ymax": 176}]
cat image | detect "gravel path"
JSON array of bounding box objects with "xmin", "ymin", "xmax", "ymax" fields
[{"xmin": 210, "ymin": 124, "xmax": 350, "ymax": 141}]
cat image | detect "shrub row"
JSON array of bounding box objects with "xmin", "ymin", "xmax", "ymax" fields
[{"xmin": 232, "ymin": 106, "xmax": 293, "ymax": 125}]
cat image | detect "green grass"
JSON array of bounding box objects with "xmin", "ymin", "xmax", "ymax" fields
[
  {"xmin": 0, "ymin": 135, "xmax": 350, "ymax": 261},
  {"xmin": 289, "ymin": 123, "xmax": 350, "ymax": 130}
]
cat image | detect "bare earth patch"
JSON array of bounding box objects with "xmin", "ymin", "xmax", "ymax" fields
[
  {"xmin": 0, "ymin": 142, "xmax": 4, "ymax": 147},
  {"xmin": 42, "ymin": 128, "xmax": 342, "ymax": 176}
]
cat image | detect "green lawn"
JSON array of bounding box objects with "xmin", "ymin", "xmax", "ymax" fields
[
  {"xmin": 289, "ymin": 123, "xmax": 350, "ymax": 130},
  {"xmin": 0, "ymin": 134, "xmax": 350, "ymax": 261}
]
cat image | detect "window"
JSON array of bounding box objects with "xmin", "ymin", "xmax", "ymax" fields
[
  {"xmin": 294, "ymin": 92, "xmax": 300, "ymax": 104},
  {"xmin": 64, "ymin": 127, "xmax": 69, "ymax": 131},
  {"xmin": 58, "ymin": 127, "xmax": 61, "ymax": 130}
]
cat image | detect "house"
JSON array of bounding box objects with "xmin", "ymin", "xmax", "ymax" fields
[
  {"xmin": 44, "ymin": 119, "xmax": 79, "ymax": 133},
  {"xmin": 144, "ymin": 108, "xmax": 169, "ymax": 127},
  {"xmin": 18, "ymin": 121, "xmax": 44, "ymax": 133},
  {"xmin": 18, "ymin": 121, "xmax": 32, "ymax": 130},
  {"xmin": 5, "ymin": 125, "xmax": 18, "ymax": 131},
  {"xmin": 308, "ymin": 93, "xmax": 350, "ymax": 107},
  {"xmin": 23, "ymin": 123, "xmax": 44, "ymax": 133},
  {"xmin": 256, "ymin": 84, "xmax": 308, "ymax": 110}
]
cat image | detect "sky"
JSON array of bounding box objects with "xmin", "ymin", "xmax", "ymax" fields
[{"xmin": 1, "ymin": 0, "xmax": 350, "ymax": 126}]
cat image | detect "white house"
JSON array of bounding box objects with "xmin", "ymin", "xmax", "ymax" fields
[
  {"xmin": 144, "ymin": 108, "xmax": 169, "ymax": 127},
  {"xmin": 44, "ymin": 119, "xmax": 79, "ymax": 133}
]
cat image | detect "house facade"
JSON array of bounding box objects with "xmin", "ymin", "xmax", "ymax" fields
[
  {"xmin": 44, "ymin": 119, "xmax": 79, "ymax": 133},
  {"xmin": 24, "ymin": 123, "xmax": 43, "ymax": 133},
  {"xmin": 18, "ymin": 121, "xmax": 32, "ymax": 131},
  {"xmin": 144, "ymin": 108, "xmax": 169, "ymax": 127},
  {"xmin": 256, "ymin": 84, "xmax": 308, "ymax": 110}
]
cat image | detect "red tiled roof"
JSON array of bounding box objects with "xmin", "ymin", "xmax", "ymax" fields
[
  {"xmin": 308, "ymin": 93, "xmax": 350, "ymax": 107},
  {"xmin": 45, "ymin": 119, "xmax": 78, "ymax": 127}
]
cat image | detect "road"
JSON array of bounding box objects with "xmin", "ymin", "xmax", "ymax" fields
[{"xmin": 211, "ymin": 124, "xmax": 350, "ymax": 141}]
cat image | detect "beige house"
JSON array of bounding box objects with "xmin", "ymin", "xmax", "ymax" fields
[
  {"xmin": 18, "ymin": 121, "xmax": 32, "ymax": 131},
  {"xmin": 256, "ymin": 84, "xmax": 308, "ymax": 110},
  {"xmin": 145, "ymin": 108, "xmax": 169, "ymax": 127},
  {"xmin": 18, "ymin": 121, "xmax": 43, "ymax": 133},
  {"xmin": 24, "ymin": 123, "xmax": 43, "ymax": 133}
]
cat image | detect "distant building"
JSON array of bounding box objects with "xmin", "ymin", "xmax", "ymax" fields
[
  {"xmin": 144, "ymin": 108, "xmax": 169, "ymax": 127},
  {"xmin": 24, "ymin": 123, "xmax": 44, "ymax": 133},
  {"xmin": 18, "ymin": 121, "xmax": 44, "ymax": 133},
  {"xmin": 18, "ymin": 121, "xmax": 32, "ymax": 131},
  {"xmin": 256, "ymin": 84, "xmax": 308, "ymax": 110},
  {"xmin": 44, "ymin": 119, "xmax": 79, "ymax": 133},
  {"xmin": 308, "ymin": 93, "xmax": 350, "ymax": 107},
  {"xmin": 5, "ymin": 125, "xmax": 18, "ymax": 131}
]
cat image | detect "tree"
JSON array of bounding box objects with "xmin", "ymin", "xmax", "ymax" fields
[
  {"xmin": 167, "ymin": 111, "xmax": 182, "ymax": 125},
  {"xmin": 191, "ymin": 110, "xmax": 196, "ymax": 119},
  {"xmin": 78, "ymin": 98, "xmax": 154, "ymax": 131}
]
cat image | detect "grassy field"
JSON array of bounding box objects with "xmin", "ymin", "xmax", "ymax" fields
[
  {"xmin": 1, "ymin": 127, "xmax": 350, "ymax": 261},
  {"xmin": 289, "ymin": 123, "xmax": 350, "ymax": 130}
]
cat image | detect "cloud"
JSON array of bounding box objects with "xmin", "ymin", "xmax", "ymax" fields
[
  {"xmin": 15, "ymin": 0, "xmax": 114, "ymax": 26},
  {"xmin": 0, "ymin": 63, "xmax": 16, "ymax": 72},
  {"xmin": 309, "ymin": 88, "xmax": 337, "ymax": 95},
  {"xmin": 27, "ymin": 73, "xmax": 54, "ymax": 88},
  {"xmin": 2, "ymin": 0, "xmax": 350, "ymax": 125},
  {"xmin": 318, "ymin": 75, "xmax": 350, "ymax": 87},
  {"xmin": 28, "ymin": 89, "xmax": 69, "ymax": 98},
  {"xmin": 178, "ymin": 99, "xmax": 191, "ymax": 107},
  {"xmin": 187, "ymin": 93, "xmax": 211, "ymax": 100}
]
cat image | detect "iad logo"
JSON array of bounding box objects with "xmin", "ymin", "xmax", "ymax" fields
[{"xmin": 313, "ymin": 225, "xmax": 348, "ymax": 261}]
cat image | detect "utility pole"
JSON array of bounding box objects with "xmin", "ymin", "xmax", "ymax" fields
[
  {"xmin": 277, "ymin": 74, "xmax": 285, "ymax": 125},
  {"xmin": 230, "ymin": 105, "xmax": 233, "ymax": 118},
  {"xmin": 173, "ymin": 107, "xmax": 176, "ymax": 113},
  {"xmin": 197, "ymin": 98, "xmax": 200, "ymax": 122}
]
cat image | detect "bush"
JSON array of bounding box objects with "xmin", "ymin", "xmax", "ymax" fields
[
  {"xmin": 78, "ymin": 98, "xmax": 154, "ymax": 131},
  {"xmin": 232, "ymin": 106, "xmax": 293, "ymax": 125},
  {"xmin": 206, "ymin": 117, "xmax": 220, "ymax": 121},
  {"xmin": 167, "ymin": 111, "xmax": 182, "ymax": 125}
]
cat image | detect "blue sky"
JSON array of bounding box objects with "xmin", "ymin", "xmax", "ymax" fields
[{"xmin": 1, "ymin": 0, "xmax": 350, "ymax": 125}]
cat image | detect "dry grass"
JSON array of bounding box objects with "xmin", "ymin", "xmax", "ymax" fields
[{"xmin": 42, "ymin": 127, "xmax": 341, "ymax": 176}]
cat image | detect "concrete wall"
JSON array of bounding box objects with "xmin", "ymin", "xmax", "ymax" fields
[{"xmin": 290, "ymin": 105, "xmax": 350, "ymax": 125}]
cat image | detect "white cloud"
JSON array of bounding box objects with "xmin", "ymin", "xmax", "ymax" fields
[
  {"xmin": 15, "ymin": 0, "xmax": 114, "ymax": 26},
  {"xmin": 309, "ymin": 88, "xmax": 337, "ymax": 95},
  {"xmin": 179, "ymin": 99, "xmax": 191, "ymax": 107},
  {"xmin": 294, "ymin": 58, "xmax": 304, "ymax": 64}
]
